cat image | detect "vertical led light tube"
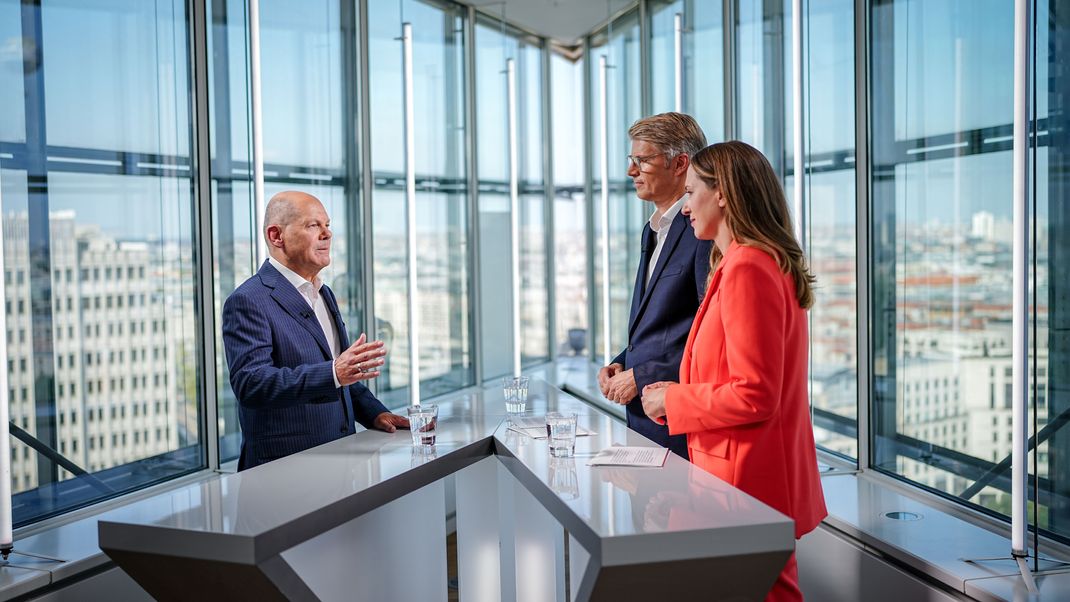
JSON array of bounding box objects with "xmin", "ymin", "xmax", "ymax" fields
[
  {"xmin": 598, "ymin": 55, "xmax": 611, "ymax": 365},
  {"xmin": 791, "ymin": 0, "xmax": 805, "ymax": 250},
  {"xmin": 1010, "ymin": 0, "xmax": 1029, "ymax": 565},
  {"xmin": 0, "ymin": 168, "xmax": 11, "ymax": 556},
  {"xmin": 402, "ymin": 22, "xmax": 421, "ymax": 405},
  {"xmin": 507, "ymin": 58, "xmax": 521, "ymax": 377},
  {"xmin": 674, "ymin": 12, "xmax": 684, "ymax": 112},
  {"xmin": 249, "ymin": 0, "xmax": 266, "ymax": 264}
]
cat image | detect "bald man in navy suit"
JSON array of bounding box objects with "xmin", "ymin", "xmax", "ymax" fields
[{"xmin": 222, "ymin": 191, "xmax": 408, "ymax": 470}]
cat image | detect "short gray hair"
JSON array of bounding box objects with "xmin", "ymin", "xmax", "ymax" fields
[{"xmin": 628, "ymin": 112, "xmax": 707, "ymax": 159}]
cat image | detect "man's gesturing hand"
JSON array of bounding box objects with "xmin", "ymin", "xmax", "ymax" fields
[{"xmin": 335, "ymin": 333, "xmax": 387, "ymax": 386}]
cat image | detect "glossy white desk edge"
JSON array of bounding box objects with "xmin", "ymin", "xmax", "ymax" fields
[{"xmin": 1, "ymin": 375, "xmax": 794, "ymax": 600}]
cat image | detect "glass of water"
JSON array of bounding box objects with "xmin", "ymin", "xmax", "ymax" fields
[
  {"xmin": 503, "ymin": 376, "xmax": 530, "ymax": 413},
  {"xmin": 546, "ymin": 411, "xmax": 578, "ymax": 457},
  {"xmin": 406, "ymin": 404, "xmax": 438, "ymax": 447}
]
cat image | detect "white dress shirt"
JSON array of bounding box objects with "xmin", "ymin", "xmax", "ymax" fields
[
  {"xmin": 646, "ymin": 198, "xmax": 684, "ymax": 286},
  {"xmin": 269, "ymin": 257, "xmax": 342, "ymax": 387}
]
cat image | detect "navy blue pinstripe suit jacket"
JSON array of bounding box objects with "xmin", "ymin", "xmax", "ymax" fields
[{"xmin": 222, "ymin": 260, "xmax": 388, "ymax": 470}]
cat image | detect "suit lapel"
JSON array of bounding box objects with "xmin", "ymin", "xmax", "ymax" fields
[
  {"xmin": 320, "ymin": 284, "xmax": 350, "ymax": 350},
  {"xmin": 258, "ymin": 261, "xmax": 333, "ymax": 360},
  {"xmin": 628, "ymin": 212, "xmax": 688, "ymax": 337},
  {"xmin": 627, "ymin": 226, "xmax": 654, "ymax": 335},
  {"xmin": 681, "ymin": 266, "xmax": 720, "ymax": 385}
]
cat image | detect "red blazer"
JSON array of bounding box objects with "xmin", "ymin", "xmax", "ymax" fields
[{"xmin": 662, "ymin": 241, "xmax": 827, "ymax": 539}]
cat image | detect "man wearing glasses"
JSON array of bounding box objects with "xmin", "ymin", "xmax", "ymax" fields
[{"xmin": 597, "ymin": 112, "xmax": 711, "ymax": 459}]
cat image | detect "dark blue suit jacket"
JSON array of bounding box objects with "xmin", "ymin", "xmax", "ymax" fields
[
  {"xmin": 613, "ymin": 211, "xmax": 711, "ymax": 459},
  {"xmin": 222, "ymin": 261, "xmax": 388, "ymax": 470}
]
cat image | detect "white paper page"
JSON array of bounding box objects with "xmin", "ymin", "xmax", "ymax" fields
[
  {"xmin": 509, "ymin": 416, "xmax": 549, "ymax": 430},
  {"xmin": 587, "ymin": 446, "xmax": 669, "ymax": 467}
]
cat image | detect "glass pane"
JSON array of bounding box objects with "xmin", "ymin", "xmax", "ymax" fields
[
  {"xmin": 42, "ymin": 0, "xmax": 191, "ymax": 157},
  {"xmin": 686, "ymin": 0, "xmax": 725, "ymax": 142},
  {"xmin": 0, "ymin": 0, "xmax": 25, "ymax": 143},
  {"xmin": 369, "ymin": 0, "xmax": 471, "ymax": 405},
  {"xmin": 649, "ymin": 0, "xmax": 727, "ymax": 143},
  {"xmin": 589, "ymin": 10, "xmax": 644, "ymax": 365},
  {"xmin": 870, "ymin": 0, "xmax": 1020, "ymax": 524},
  {"xmin": 208, "ymin": 0, "xmax": 254, "ymax": 464},
  {"xmin": 474, "ymin": 21, "xmax": 513, "ymax": 379},
  {"xmin": 475, "ymin": 21, "xmax": 549, "ymax": 375},
  {"xmin": 519, "ymin": 42, "xmax": 549, "ymax": 366},
  {"xmin": 521, "ymin": 191, "xmax": 548, "ymax": 364},
  {"xmin": 801, "ymin": 0, "xmax": 857, "ymax": 458},
  {"xmin": 209, "ymin": 0, "xmax": 361, "ymax": 463},
  {"xmin": 550, "ymin": 52, "xmax": 587, "ymax": 358},
  {"xmin": 0, "ymin": 0, "xmax": 204, "ymax": 526},
  {"xmin": 649, "ymin": 0, "xmax": 683, "ymax": 115},
  {"xmin": 1037, "ymin": 0, "xmax": 1070, "ymax": 543},
  {"xmin": 736, "ymin": 0, "xmax": 786, "ymax": 174}
]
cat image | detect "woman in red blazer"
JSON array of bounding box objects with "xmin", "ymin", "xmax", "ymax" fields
[{"xmin": 641, "ymin": 141, "xmax": 827, "ymax": 602}]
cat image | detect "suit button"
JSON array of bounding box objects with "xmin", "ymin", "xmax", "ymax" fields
[
  {"xmin": 627, "ymin": 344, "xmax": 634, "ymax": 352},
  {"xmin": 340, "ymin": 425, "xmax": 348, "ymax": 433}
]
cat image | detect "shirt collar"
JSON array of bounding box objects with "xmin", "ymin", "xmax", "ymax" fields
[
  {"xmin": 649, "ymin": 197, "xmax": 684, "ymax": 234},
  {"xmin": 268, "ymin": 256, "xmax": 322, "ymax": 294}
]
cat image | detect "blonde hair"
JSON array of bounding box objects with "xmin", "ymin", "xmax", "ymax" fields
[
  {"xmin": 692, "ymin": 141, "xmax": 815, "ymax": 309},
  {"xmin": 628, "ymin": 112, "xmax": 707, "ymax": 160}
]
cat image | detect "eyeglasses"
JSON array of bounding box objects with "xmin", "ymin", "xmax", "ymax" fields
[{"xmin": 626, "ymin": 153, "xmax": 669, "ymax": 171}]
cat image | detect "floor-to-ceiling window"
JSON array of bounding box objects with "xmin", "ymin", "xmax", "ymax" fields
[
  {"xmin": 0, "ymin": 0, "xmax": 205, "ymax": 525},
  {"xmin": 792, "ymin": 0, "xmax": 858, "ymax": 459},
  {"xmin": 736, "ymin": 0, "xmax": 786, "ymax": 174},
  {"xmin": 589, "ymin": 9, "xmax": 643, "ymax": 366},
  {"xmin": 648, "ymin": 0, "xmax": 725, "ymax": 143},
  {"xmin": 368, "ymin": 0, "xmax": 471, "ymax": 405},
  {"xmin": 475, "ymin": 17, "xmax": 550, "ymax": 379},
  {"xmin": 869, "ymin": 0, "xmax": 1052, "ymax": 535},
  {"xmin": 209, "ymin": 0, "xmax": 369, "ymax": 461},
  {"xmin": 649, "ymin": 0, "xmax": 683, "ymax": 115},
  {"xmin": 207, "ymin": 0, "xmax": 254, "ymax": 463},
  {"xmin": 550, "ymin": 48, "xmax": 587, "ymax": 358},
  {"xmin": 1038, "ymin": 0, "xmax": 1070, "ymax": 544}
]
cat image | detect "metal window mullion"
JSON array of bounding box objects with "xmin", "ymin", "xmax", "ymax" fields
[
  {"xmin": 358, "ymin": 0, "xmax": 377, "ymax": 391},
  {"xmin": 542, "ymin": 43, "xmax": 557, "ymax": 361},
  {"xmin": 762, "ymin": 0, "xmax": 787, "ymax": 178},
  {"xmin": 402, "ymin": 22, "xmax": 421, "ymax": 404},
  {"xmin": 440, "ymin": 7, "xmax": 465, "ymax": 388},
  {"xmin": 464, "ymin": 6, "xmax": 483, "ymax": 385},
  {"xmin": 598, "ymin": 56, "xmax": 611, "ymax": 365},
  {"xmin": 583, "ymin": 37, "xmax": 596, "ymax": 364},
  {"xmin": 21, "ymin": 0, "xmax": 58, "ymax": 490},
  {"xmin": 340, "ymin": 0, "xmax": 362, "ymax": 383},
  {"xmin": 639, "ymin": 0, "xmax": 651, "ymax": 116},
  {"xmin": 0, "ymin": 126, "xmax": 10, "ymax": 553},
  {"xmin": 674, "ymin": 11, "xmax": 684, "ymax": 113},
  {"xmin": 189, "ymin": 0, "xmax": 219, "ymax": 471},
  {"xmin": 248, "ymin": 0, "xmax": 266, "ymax": 265},
  {"xmin": 210, "ymin": 0, "xmax": 242, "ymax": 442},
  {"xmin": 853, "ymin": 0, "xmax": 871, "ymax": 471},
  {"xmin": 507, "ymin": 58, "xmax": 521, "ymax": 377},
  {"xmin": 723, "ymin": 0, "xmax": 737, "ymax": 140},
  {"xmin": 791, "ymin": 0, "xmax": 805, "ymax": 249}
]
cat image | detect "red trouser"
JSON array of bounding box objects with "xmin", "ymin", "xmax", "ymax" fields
[{"xmin": 766, "ymin": 552, "xmax": 803, "ymax": 602}]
